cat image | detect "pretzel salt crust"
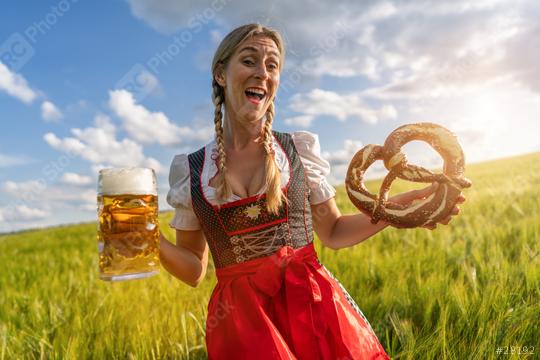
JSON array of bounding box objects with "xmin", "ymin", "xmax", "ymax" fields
[{"xmin": 345, "ymin": 123, "xmax": 472, "ymax": 228}]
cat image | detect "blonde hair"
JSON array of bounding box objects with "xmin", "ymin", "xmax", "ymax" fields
[{"xmin": 211, "ymin": 23, "xmax": 287, "ymax": 214}]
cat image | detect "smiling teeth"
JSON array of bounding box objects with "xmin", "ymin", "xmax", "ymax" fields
[{"xmin": 246, "ymin": 88, "xmax": 265, "ymax": 96}]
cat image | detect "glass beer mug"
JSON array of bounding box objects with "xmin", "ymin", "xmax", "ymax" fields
[{"xmin": 97, "ymin": 167, "xmax": 160, "ymax": 281}]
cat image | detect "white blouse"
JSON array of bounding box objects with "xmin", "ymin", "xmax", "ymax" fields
[{"xmin": 166, "ymin": 131, "xmax": 336, "ymax": 231}]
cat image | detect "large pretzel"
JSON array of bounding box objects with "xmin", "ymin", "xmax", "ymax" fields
[{"xmin": 345, "ymin": 122, "xmax": 472, "ymax": 228}]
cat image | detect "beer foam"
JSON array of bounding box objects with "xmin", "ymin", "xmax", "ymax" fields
[{"xmin": 98, "ymin": 167, "xmax": 157, "ymax": 196}]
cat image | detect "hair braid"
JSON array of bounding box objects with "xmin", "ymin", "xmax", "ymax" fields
[
  {"xmin": 262, "ymin": 99, "xmax": 288, "ymax": 214},
  {"xmin": 212, "ymin": 80, "xmax": 233, "ymax": 204}
]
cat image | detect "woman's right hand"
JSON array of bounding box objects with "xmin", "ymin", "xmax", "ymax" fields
[{"xmin": 389, "ymin": 182, "xmax": 466, "ymax": 230}]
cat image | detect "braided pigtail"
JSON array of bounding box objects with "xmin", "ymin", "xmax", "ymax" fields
[
  {"xmin": 262, "ymin": 99, "xmax": 288, "ymax": 214},
  {"xmin": 212, "ymin": 80, "xmax": 233, "ymax": 204}
]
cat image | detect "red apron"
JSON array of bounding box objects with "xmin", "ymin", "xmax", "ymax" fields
[{"xmin": 206, "ymin": 242, "xmax": 390, "ymax": 360}]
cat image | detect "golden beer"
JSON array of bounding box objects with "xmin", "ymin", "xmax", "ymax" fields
[{"xmin": 97, "ymin": 168, "xmax": 160, "ymax": 281}]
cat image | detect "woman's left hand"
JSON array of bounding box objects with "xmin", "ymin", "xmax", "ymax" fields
[{"xmin": 389, "ymin": 182, "xmax": 466, "ymax": 230}]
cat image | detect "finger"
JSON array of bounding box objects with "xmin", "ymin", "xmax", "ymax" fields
[
  {"xmin": 416, "ymin": 182, "xmax": 439, "ymax": 198},
  {"xmin": 428, "ymin": 181, "xmax": 439, "ymax": 193},
  {"xmin": 111, "ymin": 241, "xmax": 128, "ymax": 257},
  {"xmin": 451, "ymin": 206, "xmax": 460, "ymax": 215},
  {"xmin": 440, "ymin": 216, "xmax": 451, "ymax": 225},
  {"xmin": 456, "ymin": 194, "xmax": 466, "ymax": 203}
]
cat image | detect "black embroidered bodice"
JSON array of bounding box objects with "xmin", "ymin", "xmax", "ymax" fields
[{"xmin": 188, "ymin": 131, "xmax": 314, "ymax": 268}]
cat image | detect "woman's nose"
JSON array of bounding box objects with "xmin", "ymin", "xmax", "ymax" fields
[{"xmin": 254, "ymin": 63, "xmax": 269, "ymax": 79}]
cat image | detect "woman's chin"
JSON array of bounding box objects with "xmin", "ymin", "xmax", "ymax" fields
[{"xmin": 239, "ymin": 110, "xmax": 266, "ymax": 123}]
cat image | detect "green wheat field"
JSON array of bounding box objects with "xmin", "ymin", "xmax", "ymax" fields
[{"xmin": 1, "ymin": 152, "xmax": 539, "ymax": 359}]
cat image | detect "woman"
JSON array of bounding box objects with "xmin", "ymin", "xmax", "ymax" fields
[{"xmin": 159, "ymin": 23, "xmax": 463, "ymax": 360}]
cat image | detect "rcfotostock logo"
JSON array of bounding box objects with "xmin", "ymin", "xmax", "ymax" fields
[
  {"xmin": 0, "ymin": 33, "xmax": 35, "ymax": 71},
  {"xmin": 114, "ymin": 0, "xmax": 231, "ymax": 102},
  {"xmin": 114, "ymin": 64, "xmax": 159, "ymax": 103},
  {"xmin": 0, "ymin": 0, "xmax": 79, "ymax": 71}
]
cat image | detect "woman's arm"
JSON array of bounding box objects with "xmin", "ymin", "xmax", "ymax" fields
[
  {"xmin": 312, "ymin": 183, "xmax": 464, "ymax": 250},
  {"xmin": 159, "ymin": 229, "xmax": 209, "ymax": 288},
  {"xmin": 311, "ymin": 198, "xmax": 389, "ymax": 250}
]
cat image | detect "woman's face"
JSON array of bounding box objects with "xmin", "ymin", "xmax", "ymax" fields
[{"xmin": 216, "ymin": 35, "xmax": 281, "ymax": 125}]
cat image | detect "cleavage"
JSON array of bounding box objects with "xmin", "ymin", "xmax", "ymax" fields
[{"xmin": 226, "ymin": 161, "xmax": 266, "ymax": 198}]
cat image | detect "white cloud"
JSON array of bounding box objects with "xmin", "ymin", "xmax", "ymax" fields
[
  {"xmin": 322, "ymin": 139, "xmax": 364, "ymax": 167},
  {"xmin": 123, "ymin": 0, "xmax": 540, "ymax": 107},
  {"xmin": 126, "ymin": 0, "xmax": 230, "ymax": 34},
  {"xmin": 1, "ymin": 180, "xmax": 47, "ymax": 201},
  {"xmin": 500, "ymin": 18, "xmax": 540, "ymax": 93},
  {"xmin": 322, "ymin": 139, "xmax": 388, "ymax": 185},
  {"xmin": 0, "ymin": 61, "xmax": 37, "ymax": 103},
  {"xmin": 323, "ymin": 139, "xmax": 362, "ymax": 185},
  {"xmin": 300, "ymin": 56, "xmax": 381, "ymax": 80},
  {"xmin": 407, "ymin": 81, "xmax": 540, "ymax": 163},
  {"xmin": 126, "ymin": 0, "xmax": 394, "ymax": 37},
  {"xmin": 0, "ymin": 178, "xmax": 96, "ymax": 224},
  {"xmin": 108, "ymin": 89, "xmax": 213, "ymax": 146},
  {"xmin": 43, "ymin": 114, "xmax": 164, "ymax": 173},
  {"xmin": 0, "ymin": 205, "xmax": 49, "ymax": 222},
  {"xmin": 288, "ymin": 88, "xmax": 397, "ymax": 125},
  {"xmin": 60, "ymin": 172, "xmax": 92, "ymax": 185},
  {"xmin": 41, "ymin": 100, "xmax": 63, "ymax": 122},
  {"xmin": 0, "ymin": 153, "xmax": 32, "ymax": 167},
  {"xmin": 284, "ymin": 115, "xmax": 315, "ymax": 128},
  {"xmin": 43, "ymin": 187, "xmax": 96, "ymax": 205},
  {"xmin": 123, "ymin": 0, "xmax": 536, "ymax": 87}
]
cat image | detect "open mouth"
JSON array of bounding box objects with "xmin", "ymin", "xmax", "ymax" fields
[{"xmin": 245, "ymin": 87, "xmax": 266, "ymax": 104}]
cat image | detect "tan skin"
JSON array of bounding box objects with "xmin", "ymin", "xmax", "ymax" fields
[{"xmin": 159, "ymin": 35, "xmax": 466, "ymax": 287}]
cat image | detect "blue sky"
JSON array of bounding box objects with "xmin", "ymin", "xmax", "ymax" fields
[{"xmin": 1, "ymin": 0, "xmax": 540, "ymax": 232}]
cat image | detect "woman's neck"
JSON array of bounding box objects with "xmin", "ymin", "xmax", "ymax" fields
[{"xmin": 222, "ymin": 111, "xmax": 265, "ymax": 151}]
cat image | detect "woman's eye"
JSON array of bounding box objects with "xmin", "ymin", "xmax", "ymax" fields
[{"xmin": 243, "ymin": 59, "xmax": 254, "ymax": 65}]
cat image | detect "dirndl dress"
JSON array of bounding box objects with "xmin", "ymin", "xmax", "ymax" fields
[{"xmin": 185, "ymin": 131, "xmax": 389, "ymax": 360}]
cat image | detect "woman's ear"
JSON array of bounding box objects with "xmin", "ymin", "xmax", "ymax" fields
[{"xmin": 215, "ymin": 63, "xmax": 226, "ymax": 87}]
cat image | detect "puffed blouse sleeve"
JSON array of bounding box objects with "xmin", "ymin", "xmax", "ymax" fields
[
  {"xmin": 166, "ymin": 154, "xmax": 202, "ymax": 231},
  {"xmin": 291, "ymin": 131, "xmax": 336, "ymax": 205}
]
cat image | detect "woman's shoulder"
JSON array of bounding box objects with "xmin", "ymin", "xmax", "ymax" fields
[
  {"xmin": 290, "ymin": 130, "xmax": 319, "ymax": 144},
  {"xmin": 271, "ymin": 130, "xmax": 320, "ymax": 149},
  {"xmin": 170, "ymin": 140, "xmax": 214, "ymax": 169},
  {"xmin": 273, "ymin": 129, "xmax": 328, "ymax": 171},
  {"xmin": 168, "ymin": 154, "xmax": 190, "ymax": 186},
  {"xmin": 273, "ymin": 130, "xmax": 334, "ymax": 204},
  {"xmin": 169, "ymin": 138, "xmax": 216, "ymax": 181},
  {"xmin": 272, "ymin": 129, "xmax": 318, "ymax": 138},
  {"xmin": 289, "ymin": 131, "xmax": 323, "ymax": 158}
]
